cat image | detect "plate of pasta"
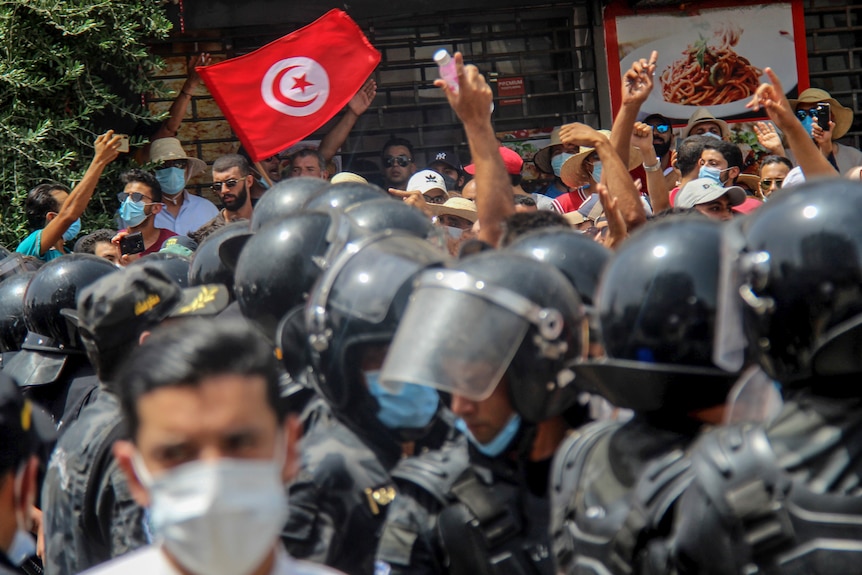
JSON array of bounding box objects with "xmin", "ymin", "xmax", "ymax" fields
[{"xmin": 620, "ymin": 23, "xmax": 797, "ymax": 120}]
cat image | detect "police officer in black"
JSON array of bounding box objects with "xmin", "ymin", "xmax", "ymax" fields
[
  {"xmin": 549, "ymin": 216, "xmax": 742, "ymax": 575},
  {"xmin": 667, "ymin": 179, "xmax": 862, "ymax": 574},
  {"xmin": 3, "ymin": 254, "xmax": 117, "ymax": 434},
  {"xmin": 281, "ymin": 232, "xmax": 457, "ymax": 575},
  {"xmin": 374, "ymin": 251, "xmax": 587, "ymax": 575}
]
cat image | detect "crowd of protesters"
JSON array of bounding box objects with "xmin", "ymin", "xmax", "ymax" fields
[{"xmin": 0, "ymin": 41, "xmax": 861, "ymax": 575}]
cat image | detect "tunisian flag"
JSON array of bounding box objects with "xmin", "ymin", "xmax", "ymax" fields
[{"xmin": 197, "ymin": 10, "xmax": 380, "ymax": 162}]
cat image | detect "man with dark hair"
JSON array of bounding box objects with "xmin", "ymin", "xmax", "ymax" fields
[
  {"xmin": 289, "ymin": 148, "xmax": 329, "ymax": 180},
  {"xmin": 381, "ymin": 137, "xmax": 417, "ymax": 190},
  {"xmin": 197, "ymin": 154, "xmax": 254, "ymax": 233},
  {"xmin": 115, "ymin": 169, "xmax": 176, "ymax": 263},
  {"xmin": 498, "ymin": 210, "xmax": 570, "ymax": 247},
  {"xmin": 90, "ymin": 318, "xmax": 337, "ymax": 575},
  {"xmin": 74, "ymin": 229, "xmax": 118, "ymax": 264},
  {"xmin": 668, "ymin": 135, "xmax": 711, "ymax": 206},
  {"xmin": 0, "ymin": 373, "xmax": 54, "ymax": 574},
  {"xmin": 700, "ymin": 139, "xmax": 744, "ymax": 186},
  {"xmin": 642, "ymin": 113, "xmax": 680, "ymax": 191},
  {"xmin": 16, "ymin": 131, "xmax": 122, "ymax": 261},
  {"xmin": 41, "ymin": 266, "xmax": 229, "ymax": 575}
]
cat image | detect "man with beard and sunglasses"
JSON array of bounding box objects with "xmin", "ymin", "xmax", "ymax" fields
[
  {"xmin": 192, "ymin": 154, "xmax": 255, "ymax": 238},
  {"xmin": 642, "ymin": 114, "xmax": 680, "ymax": 192}
]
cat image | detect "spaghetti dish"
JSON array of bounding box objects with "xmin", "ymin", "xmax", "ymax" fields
[{"xmin": 660, "ymin": 25, "xmax": 762, "ymax": 106}]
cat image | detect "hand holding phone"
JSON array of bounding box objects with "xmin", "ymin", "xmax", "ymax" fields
[
  {"xmin": 815, "ymin": 103, "xmax": 831, "ymax": 132},
  {"xmin": 119, "ymin": 231, "xmax": 145, "ymax": 256},
  {"xmin": 116, "ymin": 134, "xmax": 130, "ymax": 153}
]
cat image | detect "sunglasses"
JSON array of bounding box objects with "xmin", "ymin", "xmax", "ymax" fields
[
  {"xmin": 423, "ymin": 194, "xmax": 447, "ymax": 205},
  {"xmin": 211, "ymin": 179, "xmax": 240, "ymax": 193},
  {"xmin": 650, "ymin": 123, "xmax": 671, "ymax": 134},
  {"xmin": 760, "ymin": 178, "xmax": 784, "ymax": 191},
  {"xmin": 117, "ymin": 192, "xmax": 153, "ymax": 203},
  {"xmin": 383, "ymin": 155, "xmax": 412, "ymax": 168},
  {"xmin": 795, "ymin": 109, "xmax": 819, "ymax": 121}
]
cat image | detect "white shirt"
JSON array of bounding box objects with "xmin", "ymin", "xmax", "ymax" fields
[
  {"xmin": 83, "ymin": 544, "xmax": 344, "ymax": 575},
  {"xmin": 154, "ymin": 191, "xmax": 219, "ymax": 236}
]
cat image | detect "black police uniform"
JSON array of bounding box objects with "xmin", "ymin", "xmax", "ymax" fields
[
  {"xmin": 665, "ymin": 180, "xmax": 862, "ymax": 575},
  {"xmin": 550, "ymin": 218, "xmax": 740, "ymax": 575}
]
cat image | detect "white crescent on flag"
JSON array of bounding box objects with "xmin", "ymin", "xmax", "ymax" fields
[{"xmin": 261, "ymin": 57, "xmax": 330, "ymax": 117}]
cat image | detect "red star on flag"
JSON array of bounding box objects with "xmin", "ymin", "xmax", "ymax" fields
[{"xmin": 292, "ymin": 73, "xmax": 313, "ymax": 93}]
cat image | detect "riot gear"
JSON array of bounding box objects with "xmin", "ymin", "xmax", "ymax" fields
[
  {"xmin": 304, "ymin": 181, "xmax": 388, "ymax": 213},
  {"xmin": 188, "ymin": 220, "xmax": 249, "ymax": 300},
  {"xmin": 250, "ymin": 176, "xmax": 329, "ymax": 232},
  {"xmin": 0, "ymin": 271, "xmax": 36, "ymax": 352},
  {"xmin": 381, "ymin": 252, "xmax": 586, "ymax": 423},
  {"xmin": 235, "ymin": 211, "xmax": 362, "ymax": 341},
  {"xmin": 344, "ymin": 198, "xmax": 444, "ymax": 247},
  {"xmin": 129, "ymin": 252, "xmax": 191, "ymax": 287}
]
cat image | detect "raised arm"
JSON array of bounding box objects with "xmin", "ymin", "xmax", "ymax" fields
[
  {"xmin": 631, "ymin": 121, "xmax": 670, "ymax": 213},
  {"xmin": 611, "ymin": 51, "xmax": 658, "ymax": 169},
  {"xmin": 151, "ymin": 53, "xmax": 212, "ymax": 141},
  {"xmin": 318, "ymin": 78, "xmax": 377, "ymax": 163},
  {"xmin": 435, "ymin": 53, "xmax": 512, "ymax": 247}
]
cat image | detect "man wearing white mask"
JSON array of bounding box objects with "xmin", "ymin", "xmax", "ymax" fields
[
  {"xmin": 89, "ymin": 317, "xmax": 338, "ymax": 575},
  {"xmin": 150, "ymin": 138, "xmax": 218, "ymax": 236}
]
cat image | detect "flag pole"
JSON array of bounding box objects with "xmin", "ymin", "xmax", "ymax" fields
[{"xmin": 255, "ymin": 161, "xmax": 274, "ymax": 188}]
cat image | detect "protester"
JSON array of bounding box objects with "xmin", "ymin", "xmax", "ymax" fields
[
  {"xmin": 150, "ymin": 137, "xmax": 217, "ymax": 235},
  {"xmin": 788, "ymin": 87, "xmax": 862, "ymax": 173},
  {"xmin": 288, "ymin": 148, "xmax": 330, "ymax": 180},
  {"xmin": 425, "ymin": 149, "xmax": 465, "ymax": 192},
  {"xmin": 757, "ymin": 154, "xmax": 793, "ymax": 198},
  {"xmin": 380, "ymin": 137, "xmax": 417, "ymax": 191},
  {"xmin": 73, "ymin": 229, "xmax": 119, "ymax": 264},
  {"xmin": 194, "ymin": 154, "xmax": 255, "ymax": 237}
]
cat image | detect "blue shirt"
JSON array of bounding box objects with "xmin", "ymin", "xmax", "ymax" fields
[
  {"xmin": 16, "ymin": 229, "xmax": 67, "ymax": 261},
  {"xmin": 154, "ymin": 191, "xmax": 219, "ymax": 236}
]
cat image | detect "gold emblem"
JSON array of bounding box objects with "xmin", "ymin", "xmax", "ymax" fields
[
  {"xmin": 20, "ymin": 400, "xmax": 32, "ymax": 431},
  {"xmin": 177, "ymin": 286, "xmax": 219, "ymax": 315},
  {"xmin": 134, "ymin": 294, "xmax": 161, "ymax": 316},
  {"xmin": 364, "ymin": 486, "xmax": 396, "ymax": 515}
]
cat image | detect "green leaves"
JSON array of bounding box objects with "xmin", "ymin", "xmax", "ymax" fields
[
  {"xmin": 694, "ymin": 36, "xmax": 708, "ymax": 69},
  {"xmin": 0, "ymin": 0, "xmax": 171, "ymax": 247}
]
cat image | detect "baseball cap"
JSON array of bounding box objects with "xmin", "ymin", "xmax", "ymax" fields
[
  {"xmin": 428, "ymin": 150, "xmax": 462, "ymax": 172},
  {"xmin": 0, "ymin": 372, "xmax": 55, "ymax": 472},
  {"xmin": 407, "ymin": 170, "xmax": 449, "ymax": 195},
  {"xmin": 674, "ymin": 178, "xmax": 746, "ymax": 209},
  {"xmin": 464, "ymin": 146, "xmax": 523, "ymax": 176},
  {"xmin": 160, "ymin": 235, "xmax": 198, "ymax": 257},
  {"xmin": 65, "ymin": 265, "xmax": 229, "ymax": 355}
]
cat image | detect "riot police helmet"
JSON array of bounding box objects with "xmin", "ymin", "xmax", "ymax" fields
[
  {"xmin": 0, "ymin": 271, "xmax": 36, "ymax": 352},
  {"xmin": 303, "ymin": 181, "xmax": 388, "ymax": 213},
  {"xmin": 129, "ymin": 252, "xmax": 191, "ymax": 287},
  {"xmin": 250, "ymin": 176, "xmax": 330, "ymax": 232},
  {"xmin": 188, "ymin": 221, "xmax": 250, "ymax": 300}
]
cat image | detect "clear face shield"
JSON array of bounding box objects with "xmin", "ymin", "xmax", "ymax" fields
[{"xmin": 380, "ymin": 268, "xmax": 567, "ymax": 401}]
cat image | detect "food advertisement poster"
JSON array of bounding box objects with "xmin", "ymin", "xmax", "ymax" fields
[{"xmin": 604, "ymin": 1, "xmax": 808, "ymax": 122}]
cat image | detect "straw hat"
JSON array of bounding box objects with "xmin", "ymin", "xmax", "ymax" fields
[
  {"xmin": 430, "ymin": 197, "xmax": 478, "ymax": 223},
  {"xmin": 149, "ymin": 138, "xmax": 207, "ymax": 177},
  {"xmin": 533, "ymin": 127, "xmax": 563, "ymax": 174},
  {"xmin": 788, "ymin": 88, "xmax": 854, "ymax": 140},
  {"xmin": 330, "ymin": 172, "xmax": 368, "ymax": 184},
  {"xmin": 680, "ymin": 108, "xmax": 731, "ymax": 140},
  {"xmin": 559, "ymin": 129, "xmax": 643, "ymax": 188}
]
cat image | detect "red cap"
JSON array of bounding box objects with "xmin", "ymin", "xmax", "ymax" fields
[{"xmin": 464, "ymin": 146, "xmax": 523, "ymax": 176}]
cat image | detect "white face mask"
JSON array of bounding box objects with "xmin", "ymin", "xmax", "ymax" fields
[{"xmin": 133, "ymin": 441, "xmax": 288, "ymax": 575}]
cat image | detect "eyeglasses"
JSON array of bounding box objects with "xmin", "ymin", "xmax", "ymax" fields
[
  {"xmin": 162, "ymin": 159, "xmax": 188, "ymax": 170},
  {"xmin": 760, "ymin": 178, "xmax": 784, "ymax": 190},
  {"xmin": 383, "ymin": 155, "xmax": 412, "ymax": 168},
  {"xmin": 423, "ymin": 194, "xmax": 447, "ymax": 205},
  {"xmin": 650, "ymin": 123, "xmax": 671, "ymax": 134},
  {"xmin": 795, "ymin": 109, "xmax": 819, "ymax": 121},
  {"xmin": 211, "ymin": 179, "xmax": 240, "ymax": 193},
  {"xmin": 117, "ymin": 192, "xmax": 153, "ymax": 203}
]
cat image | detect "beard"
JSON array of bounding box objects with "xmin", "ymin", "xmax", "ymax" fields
[
  {"xmin": 653, "ymin": 140, "xmax": 672, "ymax": 158},
  {"xmin": 222, "ymin": 182, "xmax": 249, "ymax": 212}
]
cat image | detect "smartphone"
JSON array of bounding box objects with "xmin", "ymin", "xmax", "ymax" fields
[
  {"xmin": 119, "ymin": 231, "xmax": 145, "ymax": 256},
  {"xmin": 815, "ymin": 103, "xmax": 830, "ymax": 131},
  {"xmin": 117, "ymin": 134, "xmax": 130, "ymax": 153}
]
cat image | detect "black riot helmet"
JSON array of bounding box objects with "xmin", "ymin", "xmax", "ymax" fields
[
  {"xmin": 0, "ymin": 252, "xmax": 43, "ymax": 283},
  {"xmin": 235, "ymin": 211, "xmax": 363, "ymax": 341},
  {"xmin": 722, "ymin": 179, "xmax": 862, "ymax": 388},
  {"xmin": 505, "ymin": 228, "xmax": 611, "ymax": 307},
  {"xmin": 305, "ymin": 232, "xmax": 452, "ymax": 439},
  {"xmin": 23, "ymin": 254, "xmax": 117, "ymax": 351},
  {"xmin": 188, "ymin": 221, "xmax": 250, "ymax": 300},
  {"xmin": 129, "ymin": 253, "xmax": 191, "ymax": 287},
  {"xmin": 0, "ymin": 271, "xmax": 36, "ymax": 352},
  {"xmin": 303, "ymin": 181, "xmax": 388, "ymax": 213},
  {"xmin": 344, "ymin": 198, "xmax": 445, "ymax": 248},
  {"xmin": 578, "ymin": 217, "xmax": 740, "ymax": 413},
  {"xmin": 381, "ymin": 252, "xmax": 586, "ymax": 423},
  {"xmin": 250, "ymin": 176, "xmax": 330, "ymax": 232}
]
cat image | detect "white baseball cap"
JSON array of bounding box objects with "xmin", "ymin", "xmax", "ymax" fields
[
  {"xmin": 674, "ymin": 178, "xmax": 746, "ymax": 209},
  {"xmin": 407, "ymin": 170, "xmax": 449, "ymax": 196}
]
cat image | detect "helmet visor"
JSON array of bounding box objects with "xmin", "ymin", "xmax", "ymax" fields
[
  {"xmin": 713, "ymin": 221, "xmax": 748, "ymax": 372},
  {"xmin": 380, "ymin": 270, "xmax": 531, "ymax": 401}
]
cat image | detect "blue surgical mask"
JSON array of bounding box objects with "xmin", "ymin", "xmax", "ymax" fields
[
  {"xmin": 7, "ymin": 529, "xmax": 36, "ymax": 566},
  {"xmin": 455, "ymin": 413, "xmax": 522, "ymax": 457},
  {"xmin": 156, "ymin": 166, "xmax": 186, "ymax": 196},
  {"xmin": 591, "ymin": 160, "xmax": 603, "ymax": 183},
  {"xmin": 800, "ymin": 115, "xmax": 814, "ymax": 137},
  {"xmin": 119, "ymin": 197, "xmax": 148, "ymax": 228},
  {"xmin": 446, "ymin": 226, "xmax": 464, "ymax": 240},
  {"xmin": 365, "ymin": 371, "xmax": 439, "ymax": 430},
  {"xmin": 62, "ymin": 218, "xmax": 81, "ymax": 242},
  {"xmin": 551, "ymin": 152, "xmax": 574, "ymax": 177},
  {"xmin": 701, "ymin": 131, "xmax": 722, "ymax": 140},
  {"xmin": 698, "ymin": 165, "xmax": 728, "ymax": 184}
]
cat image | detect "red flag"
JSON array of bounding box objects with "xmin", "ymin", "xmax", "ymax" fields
[{"xmin": 197, "ymin": 10, "xmax": 380, "ymax": 162}]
